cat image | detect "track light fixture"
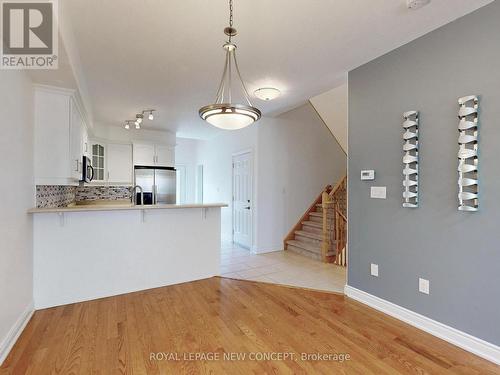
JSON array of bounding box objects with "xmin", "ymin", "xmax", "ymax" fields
[
  {"xmin": 124, "ymin": 109, "xmax": 155, "ymax": 131},
  {"xmin": 143, "ymin": 109, "xmax": 155, "ymax": 121}
]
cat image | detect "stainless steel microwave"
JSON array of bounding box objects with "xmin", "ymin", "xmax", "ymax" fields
[{"xmin": 81, "ymin": 156, "xmax": 94, "ymax": 183}]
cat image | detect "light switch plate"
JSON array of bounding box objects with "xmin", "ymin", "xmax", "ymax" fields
[
  {"xmin": 370, "ymin": 186, "xmax": 387, "ymax": 199},
  {"xmin": 419, "ymin": 278, "xmax": 430, "ymax": 294},
  {"xmin": 361, "ymin": 170, "xmax": 375, "ymax": 181},
  {"xmin": 370, "ymin": 263, "xmax": 379, "ymax": 277}
]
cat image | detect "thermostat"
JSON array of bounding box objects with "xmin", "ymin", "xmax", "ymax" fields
[{"xmin": 361, "ymin": 170, "xmax": 375, "ymax": 181}]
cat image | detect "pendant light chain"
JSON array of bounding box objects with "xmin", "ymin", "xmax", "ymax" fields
[
  {"xmin": 229, "ymin": 0, "xmax": 234, "ymax": 42},
  {"xmin": 198, "ymin": 0, "xmax": 261, "ymax": 129}
]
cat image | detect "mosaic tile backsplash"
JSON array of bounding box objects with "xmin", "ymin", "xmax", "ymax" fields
[
  {"xmin": 76, "ymin": 186, "xmax": 131, "ymax": 201},
  {"xmin": 36, "ymin": 185, "xmax": 132, "ymax": 208},
  {"xmin": 36, "ymin": 185, "xmax": 76, "ymax": 208}
]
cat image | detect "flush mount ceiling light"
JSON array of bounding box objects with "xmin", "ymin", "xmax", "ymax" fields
[
  {"xmin": 407, "ymin": 0, "xmax": 431, "ymax": 10},
  {"xmin": 254, "ymin": 87, "xmax": 281, "ymax": 101},
  {"xmin": 198, "ymin": 0, "xmax": 261, "ymax": 130}
]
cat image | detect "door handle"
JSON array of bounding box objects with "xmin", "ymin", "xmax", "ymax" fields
[{"xmin": 244, "ymin": 206, "xmax": 250, "ymax": 210}]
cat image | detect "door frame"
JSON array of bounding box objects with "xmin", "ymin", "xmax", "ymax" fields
[
  {"xmin": 232, "ymin": 149, "xmax": 254, "ymax": 250},
  {"xmin": 175, "ymin": 164, "xmax": 187, "ymax": 204}
]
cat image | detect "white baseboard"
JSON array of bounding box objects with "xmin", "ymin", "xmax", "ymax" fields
[
  {"xmin": 253, "ymin": 243, "xmax": 283, "ymax": 254},
  {"xmin": 0, "ymin": 302, "xmax": 34, "ymax": 366},
  {"xmin": 344, "ymin": 285, "xmax": 500, "ymax": 365}
]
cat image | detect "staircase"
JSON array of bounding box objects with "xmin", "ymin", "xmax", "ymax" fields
[{"xmin": 284, "ymin": 175, "xmax": 347, "ymax": 265}]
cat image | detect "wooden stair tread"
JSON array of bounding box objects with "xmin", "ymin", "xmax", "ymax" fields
[
  {"xmin": 286, "ymin": 239, "xmax": 336, "ymax": 255},
  {"xmin": 301, "ymin": 220, "xmax": 322, "ymax": 228},
  {"xmin": 309, "ymin": 211, "xmax": 334, "ymax": 218},
  {"xmin": 286, "ymin": 240, "xmax": 321, "ymax": 253},
  {"xmin": 294, "ymin": 230, "xmax": 322, "ymax": 241}
]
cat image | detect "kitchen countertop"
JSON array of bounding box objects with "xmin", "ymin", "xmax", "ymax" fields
[{"xmin": 28, "ymin": 202, "xmax": 228, "ymax": 213}]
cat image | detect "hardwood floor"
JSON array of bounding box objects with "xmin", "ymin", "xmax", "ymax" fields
[{"xmin": 1, "ymin": 277, "xmax": 498, "ymax": 374}]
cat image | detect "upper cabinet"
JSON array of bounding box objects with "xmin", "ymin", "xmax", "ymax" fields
[
  {"xmin": 133, "ymin": 143, "xmax": 175, "ymax": 167},
  {"xmin": 133, "ymin": 143, "xmax": 156, "ymax": 166},
  {"xmin": 107, "ymin": 143, "xmax": 133, "ymax": 184},
  {"xmin": 34, "ymin": 85, "xmax": 89, "ymax": 185},
  {"xmin": 90, "ymin": 141, "xmax": 133, "ymax": 185},
  {"xmin": 91, "ymin": 142, "xmax": 106, "ymax": 182}
]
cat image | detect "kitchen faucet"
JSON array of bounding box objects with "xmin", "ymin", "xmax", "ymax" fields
[{"xmin": 130, "ymin": 185, "xmax": 144, "ymax": 206}]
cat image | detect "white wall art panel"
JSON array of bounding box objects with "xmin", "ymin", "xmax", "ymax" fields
[
  {"xmin": 457, "ymin": 95, "xmax": 479, "ymax": 212},
  {"xmin": 402, "ymin": 111, "xmax": 419, "ymax": 208}
]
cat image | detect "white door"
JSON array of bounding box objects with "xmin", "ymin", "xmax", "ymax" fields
[
  {"xmin": 155, "ymin": 145, "xmax": 175, "ymax": 167},
  {"xmin": 133, "ymin": 144, "xmax": 155, "ymax": 166},
  {"xmin": 232, "ymin": 152, "xmax": 252, "ymax": 249},
  {"xmin": 107, "ymin": 143, "xmax": 132, "ymax": 184}
]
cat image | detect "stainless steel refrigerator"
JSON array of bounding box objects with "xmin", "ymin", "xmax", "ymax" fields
[{"xmin": 134, "ymin": 166, "xmax": 176, "ymax": 204}]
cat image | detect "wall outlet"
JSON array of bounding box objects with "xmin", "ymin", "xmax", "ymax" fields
[
  {"xmin": 370, "ymin": 186, "xmax": 387, "ymax": 199},
  {"xmin": 370, "ymin": 263, "xmax": 379, "ymax": 277},
  {"xmin": 419, "ymin": 278, "xmax": 430, "ymax": 294}
]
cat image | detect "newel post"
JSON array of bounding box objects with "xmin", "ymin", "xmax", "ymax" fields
[{"xmin": 321, "ymin": 192, "xmax": 331, "ymax": 262}]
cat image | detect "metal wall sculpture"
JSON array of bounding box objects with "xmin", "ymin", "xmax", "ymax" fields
[
  {"xmin": 403, "ymin": 111, "xmax": 419, "ymax": 208},
  {"xmin": 457, "ymin": 95, "xmax": 479, "ymax": 212}
]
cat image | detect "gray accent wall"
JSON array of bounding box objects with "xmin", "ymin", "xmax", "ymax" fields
[{"xmin": 348, "ymin": 1, "xmax": 500, "ymax": 345}]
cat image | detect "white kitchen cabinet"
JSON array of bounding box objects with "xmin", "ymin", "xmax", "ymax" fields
[
  {"xmin": 89, "ymin": 141, "xmax": 133, "ymax": 185},
  {"xmin": 133, "ymin": 143, "xmax": 156, "ymax": 166},
  {"xmin": 34, "ymin": 85, "xmax": 89, "ymax": 185},
  {"xmin": 133, "ymin": 143, "xmax": 175, "ymax": 167},
  {"xmin": 106, "ymin": 143, "xmax": 133, "ymax": 184},
  {"xmin": 82, "ymin": 126, "xmax": 89, "ymax": 157},
  {"xmin": 155, "ymin": 145, "xmax": 175, "ymax": 167},
  {"xmin": 90, "ymin": 142, "xmax": 106, "ymax": 182},
  {"xmin": 69, "ymin": 98, "xmax": 84, "ymax": 180}
]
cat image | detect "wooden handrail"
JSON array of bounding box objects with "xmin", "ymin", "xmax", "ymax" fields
[
  {"xmin": 334, "ymin": 206, "xmax": 347, "ymax": 222},
  {"xmin": 283, "ymin": 184, "xmax": 332, "ymax": 250},
  {"xmin": 329, "ymin": 174, "xmax": 347, "ymax": 198}
]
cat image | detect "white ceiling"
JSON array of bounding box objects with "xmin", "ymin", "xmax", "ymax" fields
[{"xmin": 56, "ymin": 0, "xmax": 492, "ymax": 139}]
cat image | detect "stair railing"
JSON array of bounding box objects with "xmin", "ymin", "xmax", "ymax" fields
[
  {"xmin": 283, "ymin": 184, "xmax": 332, "ymax": 250},
  {"xmin": 321, "ymin": 175, "xmax": 347, "ymax": 265}
]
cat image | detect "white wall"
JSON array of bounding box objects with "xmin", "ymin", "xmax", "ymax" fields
[
  {"xmin": 175, "ymin": 137, "xmax": 201, "ymax": 203},
  {"xmin": 256, "ymin": 103, "xmax": 346, "ymax": 252},
  {"xmin": 0, "ymin": 70, "xmax": 34, "ymax": 363},
  {"xmin": 197, "ymin": 102, "xmax": 346, "ymax": 252},
  {"xmin": 197, "ymin": 126, "xmax": 258, "ymax": 245},
  {"xmin": 309, "ymin": 82, "xmax": 348, "ymax": 154}
]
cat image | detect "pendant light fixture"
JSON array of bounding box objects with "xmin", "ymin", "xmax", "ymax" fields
[{"xmin": 199, "ymin": 0, "xmax": 261, "ymax": 130}]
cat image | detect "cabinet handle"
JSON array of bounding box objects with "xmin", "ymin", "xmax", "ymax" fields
[
  {"xmin": 107, "ymin": 171, "xmax": 110, "ymax": 180},
  {"xmin": 75, "ymin": 159, "xmax": 79, "ymax": 172}
]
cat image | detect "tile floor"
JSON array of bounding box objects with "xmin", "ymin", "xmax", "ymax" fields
[{"xmin": 220, "ymin": 243, "xmax": 346, "ymax": 293}]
